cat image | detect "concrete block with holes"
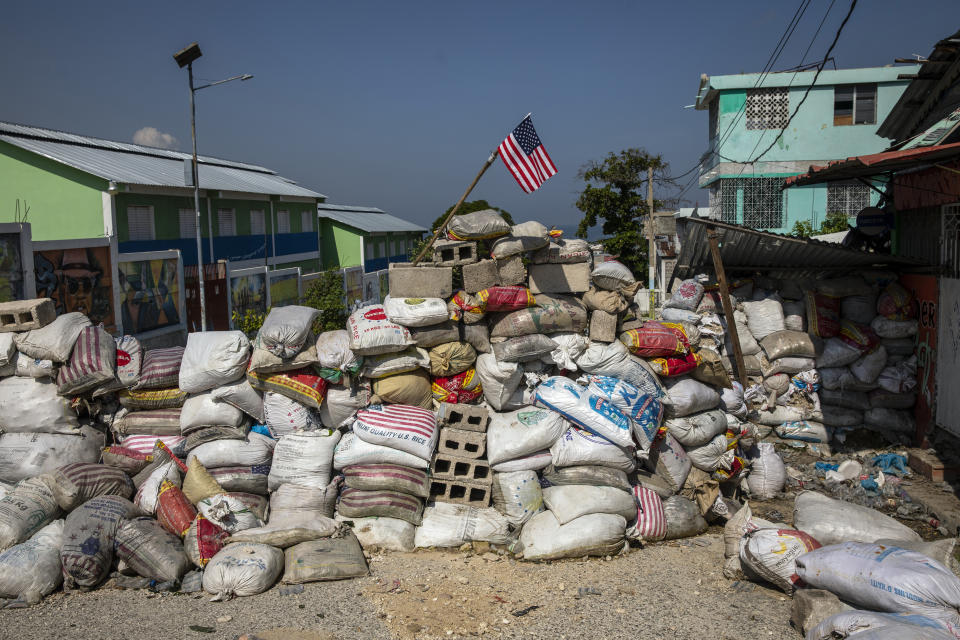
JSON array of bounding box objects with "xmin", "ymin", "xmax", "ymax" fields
[
  {"xmin": 462, "ymin": 259, "xmax": 499, "ymax": 293},
  {"xmin": 590, "ymin": 310, "xmax": 618, "ymax": 343},
  {"xmin": 0, "ymin": 298, "xmax": 56, "ymax": 333},
  {"xmin": 429, "ymin": 478, "xmax": 491, "ymax": 507},
  {"xmin": 528, "ymin": 262, "xmax": 591, "ymax": 294},
  {"xmin": 437, "ymin": 427, "xmax": 486, "ymax": 459},
  {"xmin": 496, "ymin": 255, "xmax": 527, "ymax": 286},
  {"xmin": 432, "ymin": 239, "xmax": 478, "ymax": 266},
  {"xmin": 388, "ymin": 263, "xmax": 453, "ymax": 299},
  {"xmin": 430, "ymin": 452, "xmax": 492, "ymax": 485},
  {"xmin": 436, "ymin": 403, "xmax": 489, "ymax": 432}
]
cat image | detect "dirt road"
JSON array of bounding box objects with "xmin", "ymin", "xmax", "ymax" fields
[{"xmin": 0, "ymin": 531, "xmax": 799, "ymax": 640}]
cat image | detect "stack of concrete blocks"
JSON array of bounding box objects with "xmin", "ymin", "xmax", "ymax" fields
[
  {"xmin": 0, "ymin": 298, "xmax": 56, "ymax": 332},
  {"xmin": 430, "ymin": 403, "xmax": 492, "ymax": 506},
  {"xmin": 431, "ymin": 239, "xmax": 478, "ymax": 267}
]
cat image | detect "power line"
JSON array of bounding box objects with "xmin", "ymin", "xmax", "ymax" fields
[
  {"xmin": 666, "ymin": 0, "xmax": 812, "ymax": 185},
  {"xmin": 745, "ymin": 0, "xmax": 858, "ymax": 165},
  {"xmin": 737, "ymin": 0, "xmax": 838, "ymax": 178}
]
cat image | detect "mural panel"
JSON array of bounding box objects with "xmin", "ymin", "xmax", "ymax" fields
[
  {"xmin": 117, "ymin": 257, "xmax": 181, "ymax": 334},
  {"xmin": 35, "ymin": 245, "xmax": 115, "ymax": 332}
]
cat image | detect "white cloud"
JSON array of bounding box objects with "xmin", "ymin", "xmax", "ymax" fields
[{"xmin": 132, "ymin": 126, "xmax": 179, "ymax": 150}]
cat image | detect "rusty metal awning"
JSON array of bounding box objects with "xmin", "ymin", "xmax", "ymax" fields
[
  {"xmin": 784, "ymin": 141, "xmax": 960, "ymax": 187},
  {"xmin": 670, "ymin": 217, "xmax": 923, "ymax": 285}
]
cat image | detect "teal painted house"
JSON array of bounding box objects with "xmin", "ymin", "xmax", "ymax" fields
[{"xmin": 695, "ymin": 65, "xmax": 920, "ymax": 233}]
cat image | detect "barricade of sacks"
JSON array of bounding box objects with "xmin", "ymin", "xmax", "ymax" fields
[{"xmin": 0, "ymin": 208, "xmax": 930, "ymax": 613}]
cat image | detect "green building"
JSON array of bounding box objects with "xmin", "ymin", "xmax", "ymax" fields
[
  {"xmin": 317, "ymin": 203, "xmax": 426, "ymax": 271},
  {"xmin": 694, "ymin": 65, "xmax": 920, "ymax": 233},
  {"xmin": 0, "ymin": 120, "xmax": 328, "ymax": 271}
]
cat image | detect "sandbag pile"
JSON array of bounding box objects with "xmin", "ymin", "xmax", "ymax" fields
[{"xmin": 0, "ymin": 211, "xmax": 930, "ymax": 614}]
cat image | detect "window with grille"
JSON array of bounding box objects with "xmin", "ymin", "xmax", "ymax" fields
[
  {"xmin": 834, "ymin": 84, "xmax": 876, "ymax": 126},
  {"xmin": 127, "ymin": 205, "xmax": 155, "ymax": 241},
  {"xmin": 827, "ymin": 181, "xmax": 871, "ymax": 216},
  {"xmin": 179, "ymin": 208, "xmax": 196, "ymax": 239},
  {"xmin": 250, "ymin": 210, "xmax": 265, "ymax": 235},
  {"xmin": 390, "ymin": 240, "xmax": 396, "ymax": 256},
  {"xmin": 277, "ymin": 210, "xmax": 290, "ymax": 234},
  {"xmin": 716, "ymin": 178, "xmax": 784, "ymax": 228},
  {"xmin": 745, "ymin": 87, "xmax": 789, "ymax": 130},
  {"xmin": 218, "ymin": 209, "xmax": 236, "ymax": 236},
  {"xmin": 301, "ymin": 211, "xmax": 313, "ymax": 232}
]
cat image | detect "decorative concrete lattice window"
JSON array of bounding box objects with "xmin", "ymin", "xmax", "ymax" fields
[
  {"xmin": 716, "ymin": 180, "xmax": 738, "ymax": 224},
  {"xmin": 716, "ymin": 177, "xmax": 784, "ymax": 228},
  {"xmin": 827, "ymin": 181, "xmax": 871, "ymax": 216},
  {"xmin": 745, "ymin": 87, "xmax": 789, "ymax": 130}
]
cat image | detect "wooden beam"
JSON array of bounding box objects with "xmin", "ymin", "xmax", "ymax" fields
[{"xmin": 706, "ymin": 227, "xmax": 749, "ymax": 389}]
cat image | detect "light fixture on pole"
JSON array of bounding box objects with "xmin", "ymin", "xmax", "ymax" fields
[{"xmin": 173, "ymin": 42, "xmax": 252, "ymax": 331}]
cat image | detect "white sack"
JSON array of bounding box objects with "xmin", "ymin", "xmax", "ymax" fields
[
  {"xmin": 485, "ymin": 407, "xmax": 567, "ymax": 466},
  {"xmin": 665, "ymin": 409, "xmax": 727, "ymax": 448},
  {"xmin": 414, "ymin": 502, "xmax": 511, "ymax": 548},
  {"xmin": 541, "ymin": 485, "xmax": 636, "ymax": 525},
  {"xmin": 475, "ymin": 353, "xmax": 523, "ymax": 411},
  {"xmin": 0, "ymin": 519, "xmax": 63, "ymax": 601},
  {"xmin": 268, "ymin": 430, "xmax": 340, "ymax": 491},
  {"xmin": 263, "ymin": 391, "xmax": 322, "ymax": 438},
  {"xmin": 746, "ymin": 443, "xmax": 785, "ymax": 499},
  {"xmin": 202, "ymin": 542, "xmax": 283, "ymax": 600},
  {"xmin": 534, "ymin": 376, "xmax": 633, "ymax": 447},
  {"xmin": 347, "ymin": 305, "xmax": 415, "ymax": 356},
  {"xmin": 333, "ymin": 432, "xmax": 430, "ymax": 470},
  {"xmin": 492, "ymin": 471, "xmax": 543, "ymax": 527},
  {"xmin": 518, "ymin": 511, "xmax": 625, "ymax": 561},
  {"xmin": 544, "ymin": 332, "xmax": 589, "ymax": 371},
  {"xmin": 575, "ymin": 340, "xmax": 664, "ymax": 399},
  {"xmin": 550, "ymin": 427, "xmax": 634, "ymax": 472},
  {"xmin": 742, "ymin": 299, "xmax": 785, "ymax": 341},
  {"xmin": 179, "ymin": 331, "xmax": 250, "ymax": 393},
  {"xmin": 663, "ymin": 377, "xmax": 720, "ymax": 418},
  {"xmin": 186, "ymin": 433, "xmax": 275, "ymax": 469},
  {"xmin": 14, "ymin": 312, "xmax": 90, "ymax": 362},
  {"xmin": 0, "ymin": 476, "xmax": 60, "ymax": 551},
  {"xmin": 0, "ymin": 377, "xmax": 78, "ymax": 434},
  {"xmin": 851, "ymin": 346, "xmax": 888, "ymax": 384},
  {"xmin": 384, "ymin": 295, "xmax": 449, "ymax": 327},
  {"xmin": 0, "ymin": 427, "xmax": 104, "ymax": 484},
  {"xmin": 211, "ymin": 380, "xmax": 265, "ymax": 422},
  {"xmin": 257, "ymin": 306, "xmax": 319, "ymax": 359},
  {"xmin": 793, "ymin": 490, "xmax": 920, "ymax": 545},
  {"xmin": 180, "ymin": 392, "xmax": 245, "ymax": 433},
  {"xmin": 335, "ymin": 515, "xmax": 415, "ymax": 552}
]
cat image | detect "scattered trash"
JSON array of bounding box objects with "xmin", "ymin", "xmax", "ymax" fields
[
  {"xmin": 576, "ymin": 586, "xmax": 602, "ymax": 598},
  {"xmin": 278, "ymin": 584, "xmax": 305, "ymax": 596},
  {"xmin": 511, "ymin": 605, "xmax": 540, "ymax": 617}
]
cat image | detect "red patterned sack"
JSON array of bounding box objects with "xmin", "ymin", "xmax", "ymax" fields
[
  {"xmin": 156, "ymin": 479, "xmax": 197, "ymax": 537},
  {"xmin": 476, "ymin": 286, "xmax": 536, "ymax": 312},
  {"xmin": 247, "ymin": 367, "xmax": 328, "ymax": 409},
  {"xmin": 647, "ymin": 351, "xmax": 700, "ymax": 377},
  {"xmin": 838, "ymin": 319, "xmax": 880, "ymax": 354},
  {"xmin": 432, "ymin": 368, "xmax": 483, "ymax": 403},
  {"xmin": 877, "ymin": 282, "xmax": 918, "ymax": 320},
  {"xmin": 184, "ymin": 514, "xmax": 229, "ymax": 568},
  {"xmin": 806, "ymin": 292, "xmax": 840, "ymax": 338},
  {"xmin": 619, "ymin": 321, "xmax": 690, "ymax": 357}
]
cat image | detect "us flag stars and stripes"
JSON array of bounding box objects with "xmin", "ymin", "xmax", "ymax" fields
[{"xmin": 498, "ymin": 115, "xmax": 557, "ymax": 193}]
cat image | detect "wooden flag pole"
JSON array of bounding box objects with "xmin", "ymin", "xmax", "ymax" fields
[
  {"xmin": 413, "ymin": 149, "xmax": 501, "ymax": 265},
  {"xmin": 707, "ymin": 226, "xmax": 749, "ymax": 389}
]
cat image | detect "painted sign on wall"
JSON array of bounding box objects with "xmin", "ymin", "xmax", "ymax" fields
[
  {"xmin": 268, "ymin": 269, "xmax": 300, "ymax": 308},
  {"xmin": 35, "ymin": 245, "xmax": 116, "ymax": 332},
  {"xmin": 900, "ymin": 274, "xmax": 938, "ymax": 444},
  {"xmin": 117, "ymin": 257, "xmax": 182, "ymax": 334},
  {"xmin": 230, "ymin": 269, "xmax": 267, "ymax": 322}
]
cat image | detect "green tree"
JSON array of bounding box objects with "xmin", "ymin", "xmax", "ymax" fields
[
  {"xmin": 790, "ymin": 219, "xmax": 815, "ymax": 238},
  {"xmin": 575, "ymin": 149, "xmax": 673, "ymax": 276},
  {"xmin": 790, "ymin": 211, "xmax": 850, "ymax": 239},
  {"xmin": 820, "ymin": 210, "xmax": 851, "ymax": 234},
  {"xmin": 302, "ymin": 269, "xmax": 347, "ymax": 333}
]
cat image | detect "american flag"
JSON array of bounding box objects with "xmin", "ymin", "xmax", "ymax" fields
[{"xmin": 498, "ymin": 115, "xmax": 557, "ymax": 193}]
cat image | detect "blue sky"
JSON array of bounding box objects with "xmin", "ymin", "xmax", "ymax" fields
[{"xmin": 1, "ymin": 1, "xmax": 956, "ymax": 228}]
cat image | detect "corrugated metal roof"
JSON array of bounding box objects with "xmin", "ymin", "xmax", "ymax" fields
[
  {"xmin": 0, "ymin": 121, "xmax": 325, "ymax": 198},
  {"xmin": 317, "ymin": 206, "xmax": 427, "ymax": 233},
  {"xmin": 878, "ymin": 30, "xmax": 960, "ymax": 142},
  {"xmin": 785, "ymin": 141, "xmax": 960, "ymax": 186},
  {"xmin": 317, "ymin": 203, "xmax": 384, "ymax": 214},
  {"xmin": 671, "ymin": 217, "xmax": 922, "ymax": 285}
]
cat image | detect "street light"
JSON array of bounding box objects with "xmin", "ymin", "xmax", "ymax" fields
[{"xmin": 173, "ymin": 42, "xmax": 253, "ymax": 331}]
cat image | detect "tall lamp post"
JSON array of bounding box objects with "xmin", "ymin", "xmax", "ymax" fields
[{"xmin": 173, "ymin": 42, "xmax": 252, "ymax": 331}]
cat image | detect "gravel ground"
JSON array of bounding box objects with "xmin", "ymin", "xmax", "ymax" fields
[{"xmin": 0, "ymin": 531, "xmax": 800, "ymax": 640}]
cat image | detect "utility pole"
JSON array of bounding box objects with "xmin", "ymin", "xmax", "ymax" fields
[{"xmin": 647, "ymin": 166, "xmax": 656, "ymax": 318}]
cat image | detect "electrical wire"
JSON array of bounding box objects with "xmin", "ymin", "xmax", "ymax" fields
[
  {"xmin": 736, "ymin": 0, "xmax": 838, "ymax": 178},
  {"xmin": 745, "ymin": 0, "xmax": 858, "ymax": 164},
  {"xmin": 666, "ymin": 0, "xmax": 813, "ymax": 187}
]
